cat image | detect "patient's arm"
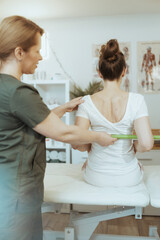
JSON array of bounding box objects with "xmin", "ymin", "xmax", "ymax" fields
[
  {"xmin": 71, "ymin": 116, "xmax": 92, "ymax": 152},
  {"xmin": 133, "ymin": 116, "xmax": 154, "ymax": 152}
]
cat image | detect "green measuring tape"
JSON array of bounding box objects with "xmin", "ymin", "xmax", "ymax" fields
[{"xmin": 111, "ymin": 134, "xmax": 160, "ymax": 140}]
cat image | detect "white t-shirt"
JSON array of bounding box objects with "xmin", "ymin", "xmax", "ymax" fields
[{"xmin": 76, "ymin": 92, "xmax": 149, "ymax": 187}]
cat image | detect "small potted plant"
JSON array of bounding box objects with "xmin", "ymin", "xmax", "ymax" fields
[{"xmin": 70, "ymin": 80, "xmax": 104, "ymax": 99}]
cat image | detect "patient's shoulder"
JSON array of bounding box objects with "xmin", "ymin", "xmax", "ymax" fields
[
  {"xmin": 78, "ymin": 95, "xmax": 90, "ymax": 110},
  {"xmin": 130, "ymin": 92, "xmax": 143, "ymax": 97},
  {"xmin": 129, "ymin": 92, "xmax": 148, "ymax": 119},
  {"xmin": 82, "ymin": 95, "xmax": 89, "ymax": 101},
  {"xmin": 129, "ymin": 92, "xmax": 144, "ymax": 103}
]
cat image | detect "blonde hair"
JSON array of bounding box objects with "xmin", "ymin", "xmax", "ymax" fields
[{"xmin": 0, "ymin": 15, "xmax": 44, "ymax": 62}]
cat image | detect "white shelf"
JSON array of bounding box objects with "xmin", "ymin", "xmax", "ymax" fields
[{"xmin": 22, "ymin": 78, "xmax": 70, "ymax": 163}]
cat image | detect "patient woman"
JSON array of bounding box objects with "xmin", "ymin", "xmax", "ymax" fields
[{"xmin": 73, "ymin": 39, "xmax": 154, "ymax": 187}]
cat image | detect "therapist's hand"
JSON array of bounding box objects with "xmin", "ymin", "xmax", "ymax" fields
[
  {"xmin": 96, "ymin": 132, "xmax": 117, "ymax": 146},
  {"xmin": 52, "ymin": 97, "xmax": 84, "ymax": 118},
  {"xmin": 64, "ymin": 97, "xmax": 84, "ymax": 112}
]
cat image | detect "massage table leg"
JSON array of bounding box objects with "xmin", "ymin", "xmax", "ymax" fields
[
  {"xmin": 149, "ymin": 226, "xmax": 160, "ymax": 240},
  {"xmin": 68, "ymin": 206, "xmax": 141, "ymax": 240},
  {"xmin": 43, "ymin": 206, "xmax": 159, "ymax": 240},
  {"xmin": 42, "ymin": 202, "xmax": 63, "ymax": 214}
]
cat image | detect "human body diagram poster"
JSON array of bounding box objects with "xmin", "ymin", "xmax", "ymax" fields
[
  {"xmin": 137, "ymin": 41, "xmax": 160, "ymax": 94},
  {"xmin": 92, "ymin": 42, "xmax": 131, "ymax": 92}
]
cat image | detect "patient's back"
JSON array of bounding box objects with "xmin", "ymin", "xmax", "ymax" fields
[
  {"xmin": 90, "ymin": 91, "xmax": 129, "ymax": 124},
  {"xmin": 76, "ymin": 92, "xmax": 149, "ymax": 187}
]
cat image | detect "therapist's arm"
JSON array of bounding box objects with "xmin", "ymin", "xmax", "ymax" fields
[
  {"xmin": 71, "ymin": 116, "xmax": 92, "ymax": 152},
  {"xmin": 33, "ymin": 112, "xmax": 117, "ymax": 146},
  {"xmin": 52, "ymin": 97, "xmax": 84, "ymax": 118},
  {"xmin": 133, "ymin": 116, "xmax": 154, "ymax": 152}
]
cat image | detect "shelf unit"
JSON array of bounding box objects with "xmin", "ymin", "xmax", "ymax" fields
[{"xmin": 23, "ymin": 79, "xmax": 70, "ymax": 164}]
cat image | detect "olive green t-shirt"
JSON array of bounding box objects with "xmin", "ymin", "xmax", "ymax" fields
[{"xmin": 0, "ymin": 73, "xmax": 50, "ymax": 214}]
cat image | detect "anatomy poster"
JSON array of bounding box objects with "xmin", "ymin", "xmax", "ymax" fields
[
  {"xmin": 137, "ymin": 41, "xmax": 160, "ymax": 94},
  {"xmin": 92, "ymin": 44, "xmax": 101, "ymax": 81},
  {"xmin": 92, "ymin": 42, "xmax": 131, "ymax": 92}
]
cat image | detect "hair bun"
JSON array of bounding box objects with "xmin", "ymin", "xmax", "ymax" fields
[
  {"xmin": 103, "ymin": 39, "xmax": 119, "ymax": 62},
  {"xmin": 98, "ymin": 39, "xmax": 126, "ymax": 80}
]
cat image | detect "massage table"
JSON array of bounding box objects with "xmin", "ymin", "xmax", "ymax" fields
[{"xmin": 42, "ymin": 163, "xmax": 160, "ymax": 240}]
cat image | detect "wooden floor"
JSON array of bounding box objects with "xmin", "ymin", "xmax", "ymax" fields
[{"xmin": 42, "ymin": 212, "xmax": 160, "ymax": 237}]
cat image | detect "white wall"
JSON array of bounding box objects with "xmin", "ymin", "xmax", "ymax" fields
[{"xmin": 37, "ymin": 14, "xmax": 160, "ymax": 128}]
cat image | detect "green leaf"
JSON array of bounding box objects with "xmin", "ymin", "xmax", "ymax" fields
[{"xmin": 70, "ymin": 81, "xmax": 104, "ymax": 99}]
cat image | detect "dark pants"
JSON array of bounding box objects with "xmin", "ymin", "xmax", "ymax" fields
[{"xmin": 0, "ymin": 208, "xmax": 42, "ymax": 240}]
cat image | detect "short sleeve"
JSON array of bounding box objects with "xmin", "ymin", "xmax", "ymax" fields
[
  {"xmin": 10, "ymin": 84, "xmax": 51, "ymax": 128},
  {"xmin": 76, "ymin": 99, "xmax": 89, "ymax": 120},
  {"xmin": 134, "ymin": 95, "xmax": 149, "ymax": 120}
]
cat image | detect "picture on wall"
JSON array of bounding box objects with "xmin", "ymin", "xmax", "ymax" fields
[
  {"xmin": 137, "ymin": 41, "xmax": 160, "ymax": 94},
  {"xmin": 92, "ymin": 42, "xmax": 131, "ymax": 92}
]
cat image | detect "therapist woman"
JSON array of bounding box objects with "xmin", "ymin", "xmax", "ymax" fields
[{"xmin": 0, "ymin": 16, "xmax": 116, "ymax": 240}]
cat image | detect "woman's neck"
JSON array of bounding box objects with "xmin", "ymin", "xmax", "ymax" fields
[
  {"xmin": 0, "ymin": 59, "xmax": 22, "ymax": 81},
  {"xmin": 102, "ymin": 78, "xmax": 123, "ymax": 97}
]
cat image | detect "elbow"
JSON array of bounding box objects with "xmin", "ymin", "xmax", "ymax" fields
[
  {"xmin": 146, "ymin": 137, "xmax": 154, "ymax": 151},
  {"xmin": 143, "ymin": 144, "xmax": 153, "ymax": 152},
  {"xmin": 140, "ymin": 139, "xmax": 154, "ymax": 152},
  {"xmin": 54, "ymin": 126, "xmax": 76, "ymax": 144},
  {"xmin": 51, "ymin": 126, "xmax": 70, "ymax": 143}
]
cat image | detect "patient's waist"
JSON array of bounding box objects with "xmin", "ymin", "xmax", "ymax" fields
[
  {"xmin": 84, "ymin": 161, "xmax": 143, "ymax": 187},
  {"xmin": 87, "ymin": 154, "xmax": 138, "ymax": 175},
  {"xmin": 89, "ymin": 146, "xmax": 135, "ymax": 163}
]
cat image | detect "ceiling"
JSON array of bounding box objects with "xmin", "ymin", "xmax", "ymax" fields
[{"xmin": 0, "ymin": 0, "xmax": 160, "ymax": 20}]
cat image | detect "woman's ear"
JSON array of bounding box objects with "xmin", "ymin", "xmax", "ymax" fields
[
  {"xmin": 97, "ymin": 69, "xmax": 103, "ymax": 79},
  {"xmin": 14, "ymin": 47, "xmax": 24, "ymax": 62},
  {"xmin": 122, "ymin": 67, "xmax": 127, "ymax": 77}
]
